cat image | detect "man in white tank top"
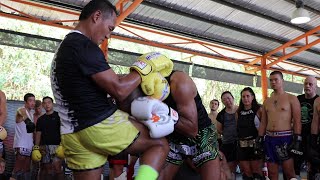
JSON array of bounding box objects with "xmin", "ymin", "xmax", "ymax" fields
[{"xmin": 12, "ymin": 93, "xmax": 35, "ymax": 180}]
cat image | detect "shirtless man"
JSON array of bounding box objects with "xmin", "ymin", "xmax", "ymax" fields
[
  {"xmin": 209, "ymin": 99, "xmax": 219, "ymax": 124},
  {"xmin": 310, "ymin": 97, "xmax": 320, "ymax": 178},
  {"xmin": 0, "ymin": 90, "xmax": 6, "ymax": 126},
  {"xmin": 209, "ymin": 99, "xmax": 222, "ymax": 146},
  {"xmin": 256, "ymin": 71, "xmax": 302, "ymax": 180},
  {"xmin": 0, "ymin": 90, "xmax": 7, "ymax": 178}
]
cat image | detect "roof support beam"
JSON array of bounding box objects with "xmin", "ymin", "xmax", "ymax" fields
[
  {"xmin": 265, "ymin": 25, "xmax": 320, "ymax": 68},
  {"xmin": 0, "ymin": 4, "xmax": 319, "ymax": 79},
  {"xmin": 116, "ymin": 0, "xmax": 144, "ymax": 26},
  {"xmin": 261, "ymin": 56, "xmax": 268, "ymax": 101},
  {"xmin": 102, "ymin": 0, "xmax": 144, "ymax": 58},
  {"xmin": 11, "ymin": 0, "xmax": 79, "ymax": 16},
  {"xmin": 141, "ymin": 1, "xmax": 320, "ymax": 56}
]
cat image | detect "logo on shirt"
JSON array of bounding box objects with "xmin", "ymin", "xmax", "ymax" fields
[
  {"xmin": 301, "ymin": 102, "xmax": 313, "ymax": 124},
  {"xmin": 145, "ymin": 52, "xmax": 161, "ymax": 60}
]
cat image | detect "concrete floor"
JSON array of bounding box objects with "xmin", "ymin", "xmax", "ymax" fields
[{"xmin": 174, "ymin": 162, "xmax": 309, "ymax": 180}]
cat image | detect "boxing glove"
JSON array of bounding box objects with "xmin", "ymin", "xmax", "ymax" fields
[
  {"xmin": 289, "ymin": 134, "xmax": 303, "ymax": 156},
  {"xmin": 31, "ymin": 145, "xmax": 42, "ymax": 162},
  {"xmin": 0, "ymin": 126, "xmax": 7, "ymax": 140},
  {"xmin": 140, "ymin": 72, "xmax": 170, "ymax": 101},
  {"xmin": 254, "ymin": 136, "xmax": 264, "ymax": 157},
  {"xmin": 25, "ymin": 118, "xmax": 35, "ymax": 133},
  {"xmin": 131, "ymin": 97, "xmax": 179, "ymax": 138},
  {"xmin": 55, "ymin": 144, "xmax": 65, "ymax": 159},
  {"xmin": 131, "ymin": 52, "xmax": 173, "ymax": 77},
  {"xmin": 131, "ymin": 97, "xmax": 177, "ymax": 120}
]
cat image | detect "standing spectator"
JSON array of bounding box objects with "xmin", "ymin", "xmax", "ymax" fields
[
  {"xmin": 34, "ymin": 96, "xmax": 63, "ymax": 180},
  {"xmin": 310, "ymin": 97, "xmax": 320, "ymax": 179},
  {"xmin": 295, "ymin": 76, "xmax": 318, "ymax": 179},
  {"xmin": 33, "ymin": 100, "xmax": 43, "ymax": 126},
  {"xmin": 217, "ymin": 91, "xmax": 238, "ymax": 176},
  {"xmin": 0, "ymin": 90, "xmax": 7, "ymax": 179},
  {"xmin": 208, "ymin": 99, "xmax": 222, "ymax": 146},
  {"xmin": 236, "ymin": 87, "xmax": 264, "ymax": 179},
  {"xmin": 256, "ymin": 71, "xmax": 302, "ymax": 180},
  {"xmin": 209, "ymin": 99, "xmax": 219, "ymax": 124},
  {"xmin": 0, "ymin": 90, "xmax": 7, "ymax": 126},
  {"xmin": 12, "ymin": 93, "xmax": 35, "ymax": 179},
  {"xmin": 0, "ymin": 90, "xmax": 7, "ymax": 158},
  {"xmin": 31, "ymin": 100, "xmax": 43, "ymax": 180}
]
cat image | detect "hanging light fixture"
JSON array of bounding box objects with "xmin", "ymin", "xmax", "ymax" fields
[{"xmin": 291, "ymin": 0, "xmax": 310, "ymax": 24}]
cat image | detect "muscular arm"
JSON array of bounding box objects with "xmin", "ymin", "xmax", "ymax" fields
[
  {"xmin": 311, "ymin": 97, "xmax": 320, "ymax": 135},
  {"xmin": 0, "ymin": 91, "xmax": 7, "ymax": 126},
  {"xmin": 92, "ymin": 69, "xmax": 141, "ymax": 102},
  {"xmin": 258, "ymin": 101, "xmax": 268, "ymax": 136},
  {"xmin": 171, "ymin": 72, "xmax": 198, "ymax": 138},
  {"xmin": 291, "ymin": 95, "xmax": 301, "ymax": 134}
]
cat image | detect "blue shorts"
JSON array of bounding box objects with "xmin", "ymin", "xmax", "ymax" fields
[{"xmin": 264, "ymin": 130, "xmax": 293, "ymax": 164}]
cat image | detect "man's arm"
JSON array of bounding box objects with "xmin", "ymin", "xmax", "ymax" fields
[
  {"xmin": 0, "ymin": 91, "xmax": 7, "ymax": 126},
  {"xmin": 92, "ymin": 69, "xmax": 141, "ymax": 102},
  {"xmin": 291, "ymin": 95, "xmax": 302, "ymax": 134},
  {"xmin": 35, "ymin": 131, "xmax": 41, "ymax": 146},
  {"xmin": 170, "ymin": 72, "xmax": 198, "ymax": 138},
  {"xmin": 258, "ymin": 101, "xmax": 268, "ymax": 136},
  {"xmin": 311, "ymin": 97, "xmax": 320, "ymax": 135},
  {"xmin": 16, "ymin": 107, "xmax": 27, "ymax": 123},
  {"xmin": 35, "ymin": 118, "xmax": 42, "ymax": 146},
  {"xmin": 216, "ymin": 121, "xmax": 223, "ymax": 135}
]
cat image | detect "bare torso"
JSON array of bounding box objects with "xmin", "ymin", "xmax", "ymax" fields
[
  {"xmin": 209, "ymin": 112, "xmax": 218, "ymax": 126},
  {"xmin": 264, "ymin": 93, "xmax": 293, "ymax": 131},
  {"xmin": 209, "ymin": 112, "xmax": 221, "ymax": 138}
]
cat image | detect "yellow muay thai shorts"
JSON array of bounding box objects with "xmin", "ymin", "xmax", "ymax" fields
[{"xmin": 61, "ymin": 110, "xmax": 139, "ymax": 170}]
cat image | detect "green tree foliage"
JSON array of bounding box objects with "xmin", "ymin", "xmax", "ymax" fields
[{"xmin": 0, "ymin": 45, "xmax": 53, "ymax": 100}]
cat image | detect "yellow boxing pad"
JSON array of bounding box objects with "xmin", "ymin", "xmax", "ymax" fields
[
  {"xmin": 0, "ymin": 126, "xmax": 7, "ymax": 140},
  {"xmin": 131, "ymin": 52, "xmax": 174, "ymax": 77},
  {"xmin": 141, "ymin": 72, "xmax": 170, "ymax": 101},
  {"xmin": 55, "ymin": 144, "xmax": 65, "ymax": 159},
  {"xmin": 31, "ymin": 145, "xmax": 42, "ymax": 162},
  {"xmin": 138, "ymin": 52, "xmax": 173, "ymax": 77}
]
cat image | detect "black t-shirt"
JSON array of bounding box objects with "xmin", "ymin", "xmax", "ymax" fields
[
  {"xmin": 51, "ymin": 32, "xmax": 117, "ymax": 134},
  {"xmin": 297, "ymin": 94, "xmax": 319, "ymax": 136},
  {"xmin": 36, "ymin": 111, "xmax": 61, "ymax": 145},
  {"xmin": 217, "ymin": 109, "xmax": 237, "ymax": 144},
  {"xmin": 237, "ymin": 108, "xmax": 258, "ymax": 139}
]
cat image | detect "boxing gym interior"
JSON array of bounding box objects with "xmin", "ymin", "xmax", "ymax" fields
[{"xmin": 0, "ymin": 0, "xmax": 320, "ymax": 180}]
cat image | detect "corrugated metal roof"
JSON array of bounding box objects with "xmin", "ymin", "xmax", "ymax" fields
[{"xmin": 0, "ymin": 0, "xmax": 319, "ymax": 73}]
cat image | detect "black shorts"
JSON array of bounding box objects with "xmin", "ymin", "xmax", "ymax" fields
[
  {"xmin": 220, "ymin": 142, "xmax": 237, "ymax": 162},
  {"xmin": 237, "ymin": 146, "xmax": 261, "ymax": 161}
]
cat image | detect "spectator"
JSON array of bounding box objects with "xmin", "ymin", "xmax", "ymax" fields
[
  {"xmin": 34, "ymin": 96, "xmax": 63, "ymax": 180},
  {"xmin": 12, "ymin": 93, "xmax": 35, "ymax": 179},
  {"xmin": 209, "ymin": 99, "xmax": 222, "ymax": 146},
  {"xmin": 217, "ymin": 91, "xmax": 238, "ymax": 177},
  {"xmin": 236, "ymin": 87, "xmax": 264, "ymax": 179}
]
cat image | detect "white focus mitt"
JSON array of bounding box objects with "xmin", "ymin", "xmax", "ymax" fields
[{"xmin": 131, "ymin": 97, "xmax": 179, "ymax": 138}]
